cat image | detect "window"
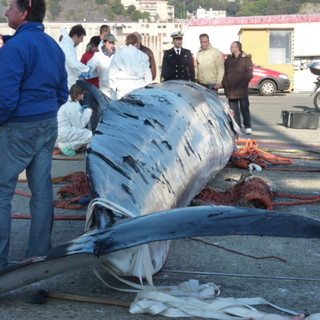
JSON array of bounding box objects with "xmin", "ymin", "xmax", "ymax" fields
[{"xmin": 269, "ymin": 30, "xmax": 292, "ymax": 64}]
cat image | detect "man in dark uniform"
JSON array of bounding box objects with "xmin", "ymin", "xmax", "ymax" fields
[{"xmin": 160, "ymin": 31, "xmax": 195, "ymax": 82}]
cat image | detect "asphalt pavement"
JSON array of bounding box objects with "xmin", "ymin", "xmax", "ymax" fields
[{"xmin": 1, "ymin": 92, "xmax": 320, "ymax": 320}]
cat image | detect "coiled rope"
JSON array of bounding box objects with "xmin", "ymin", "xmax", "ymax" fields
[
  {"xmin": 195, "ymin": 176, "xmax": 320, "ymax": 210},
  {"xmin": 231, "ymin": 139, "xmax": 293, "ymax": 169}
]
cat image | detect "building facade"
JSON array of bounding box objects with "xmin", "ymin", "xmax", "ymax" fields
[{"xmin": 121, "ymin": 0, "xmax": 174, "ymax": 22}]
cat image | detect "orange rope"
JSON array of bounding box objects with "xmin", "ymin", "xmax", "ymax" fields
[
  {"xmin": 226, "ymin": 164, "xmax": 320, "ymax": 172},
  {"xmin": 232, "ymin": 139, "xmax": 293, "ymax": 169},
  {"xmin": 195, "ymin": 176, "xmax": 320, "ymax": 210},
  {"xmin": 14, "ymin": 190, "xmax": 31, "ymax": 197},
  {"xmin": 195, "ymin": 177, "xmax": 275, "ymax": 210},
  {"xmin": 272, "ymin": 192, "xmax": 320, "ymax": 207},
  {"xmin": 15, "ymin": 172, "xmax": 90, "ymax": 210},
  {"xmin": 272, "ymin": 199, "xmax": 320, "ymax": 206},
  {"xmin": 12, "ymin": 214, "xmax": 86, "ymax": 220},
  {"xmin": 52, "ymin": 157, "xmax": 85, "ymax": 161}
]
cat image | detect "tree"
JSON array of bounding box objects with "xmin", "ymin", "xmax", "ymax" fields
[
  {"xmin": 237, "ymin": 0, "xmax": 308, "ymax": 16},
  {"xmin": 131, "ymin": 10, "xmax": 142, "ymax": 21},
  {"xmin": 111, "ymin": 0, "xmax": 126, "ymax": 16},
  {"xmin": 225, "ymin": 1, "xmax": 241, "ymax": 17},
  {"xmin": 47, "ymin": 0, "xmax": 62, "ymax": 20},
  {"xmin": 141, "ymin": 11, "xmax": 151, "ymax": 21},
  {"xmin": 127, "ymin": 5, "xmax": 136, "ymax": 15},
  {"xmin": 130, "ymin": 9, "xmax": 150, "ymax": 22},
  {"xmin": 105, "ymin": 8, "xmax": 115, "ymax": 21}
]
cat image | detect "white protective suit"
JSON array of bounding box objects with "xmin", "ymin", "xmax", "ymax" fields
[
  {"xmin": 87, "ymin": 50, "xmax": 114, "ymax": 97},
  {"xmin": 59, "ymin": 29, "xmax": 89, "ymax": 89},
  {"xmin": 109, "ymin": 45, "xmax": 152, "ymax": 100},
  {"xmin": 56, "ymin": 99, "xmax": 92, "ymax": 151}
]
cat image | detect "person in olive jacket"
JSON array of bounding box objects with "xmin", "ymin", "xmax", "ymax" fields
[
  {"xmin": 196, "ymin": 33, "xmax": 224, "ymax": 92},
  {"xmin": 160, "ymin": 31, "xmax": 195, "ymax": 82},
  {"xmin": 222, "ymin": 41, "xmax": 253, "ymax": 135}
]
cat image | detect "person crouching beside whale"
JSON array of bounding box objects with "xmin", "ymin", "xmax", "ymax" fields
[{"xmin": 56, "ymin": 84, "xmax": 92, "ymax": 156}]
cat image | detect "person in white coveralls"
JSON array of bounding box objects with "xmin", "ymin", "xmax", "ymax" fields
[
  {"xmin": 56, "ymin": 84, "xmax": 92, "ymax": 156},
  {"xmin": 59, "ymin": 24, "xmax": 91, "ymax": 89},
  {"xmin": 87, "ymin": 33, "xmax": 117, "ymax": 97},
  {"xmin": 109, "ymin": 33, "xmax": 152, "ymax": 100}
]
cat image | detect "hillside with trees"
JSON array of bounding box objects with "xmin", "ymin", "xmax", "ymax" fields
[
  {"xmin": 0, "ymin": 0, "xmax": 320, "ymax": 23},
  {"xmin": 0, "ymin": 0, "xmax": 150, "ymax": 22},
  {"xmin": 171, "ymin": 0, "xmax": 320, "ymax": 18}
]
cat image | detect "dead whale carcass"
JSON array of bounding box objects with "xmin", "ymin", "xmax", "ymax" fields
[
  {"xmin": 84, "ymin": 80, "xmax": 238, "ymax": 281},
  {"xmin": 1, "ymin": 81, "xmax": 320, "ymax": 294}
]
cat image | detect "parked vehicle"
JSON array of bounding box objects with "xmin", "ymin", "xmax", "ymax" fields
[
  {"xmin": 250, "ymin": 64, "xmax": 290, "ymax": 96},
  {"xmin": 308, "ymin": 62, "xmax": 320, "ymax": 111},
  {"xmin": 223, "ymin": 54, "xmax": 290, "ymax": 96}
]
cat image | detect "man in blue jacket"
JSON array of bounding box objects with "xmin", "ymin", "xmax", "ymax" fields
[{"xmin": 0, "ymin": 0, "xmax": 69, "ymax": 271}]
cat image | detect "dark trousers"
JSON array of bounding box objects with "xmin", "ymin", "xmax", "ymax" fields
[{"xmin": 228, "ymin": 97, "xmax": 251, "ymax": 129}]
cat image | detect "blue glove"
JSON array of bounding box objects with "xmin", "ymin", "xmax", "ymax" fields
[
  {"xmin": 81, "ymin": 72, "xmax": 89, "ymax": 79},
  {"xmin": 81, "ymin": 66, "xmax": 93, "ymax": 79},
  {"xmin": 81, "ymin": 104, "xmax": 91, "ymax": 111},
  {"xmin": 78, "ymin": 197, "xmax": 91, "ymax": 205}
]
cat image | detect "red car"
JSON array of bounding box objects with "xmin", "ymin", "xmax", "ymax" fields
[{"xmin": 250, "ymin": 64, "xmax": 290, "ymax": 96}]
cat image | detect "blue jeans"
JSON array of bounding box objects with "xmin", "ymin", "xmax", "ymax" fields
[
  {"xmin": 0, "ymin": 118, "xmax": 57, "ymax": 270},
  {"xmin": 228, "ymin": 97, "xmax": 251, "ymax": 129}
]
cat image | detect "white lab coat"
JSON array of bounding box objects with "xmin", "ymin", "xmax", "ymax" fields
[
  {"xmin": 109, "ymin": 45, "xmax": 152, "ymax": 100},
  {"xmin": 87, "ymin": 50, "xmax": 113, "ymax": 97},
  {"xmin": 59, "ymin": 29, "xmax": 89, "ymax": 89},
  {"xmin": 57, "ymin": 99, "xmax": 92, "ymax": 150}
]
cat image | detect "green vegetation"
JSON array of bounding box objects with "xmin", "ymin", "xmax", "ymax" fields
[
  {"xmin": 111, "ymin": 0, "xmax": 126, "ymax": 16},
  {"xmin": 131, "ymin": 10, "xmax": 150, "ymax": 22},
  {"xmin": 126, "ymin": 5, "xmax": 136, "ymax": 15},
  {"xmin": 65, "ymin": 9, "xmax": 76, "ymax": 21},
  {"xmin": 104, "ymin": 8, "xmax": 114, "ymax": 21},
  {"xmin": 47, "ymin": 0, "xmax": 62, "ymax": 20},
  {"xmin": 168, "ymin": 0, "xmax": 320, "ymax": 18},
  {"xmin": 237, "ymin": 0, "xmax": 311, "ymax": 16},
  {"xmin": 14, "ymin": 0, "xmax": 319, "ymax": 22}
]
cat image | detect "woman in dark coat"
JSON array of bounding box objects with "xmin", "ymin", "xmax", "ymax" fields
[{"xmin": 222, "ymin": 41, "xmax": 253, "ymax": 135}]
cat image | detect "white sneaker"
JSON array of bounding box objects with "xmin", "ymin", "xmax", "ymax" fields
[{"xmin": 245, "ymin": 128, "xmax": 252, "ymax": 135}]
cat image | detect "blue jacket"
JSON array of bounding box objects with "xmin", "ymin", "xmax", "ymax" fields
[{"xmin": 0, "ymin": 22, "xmax": 69, "ymax": 124}]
